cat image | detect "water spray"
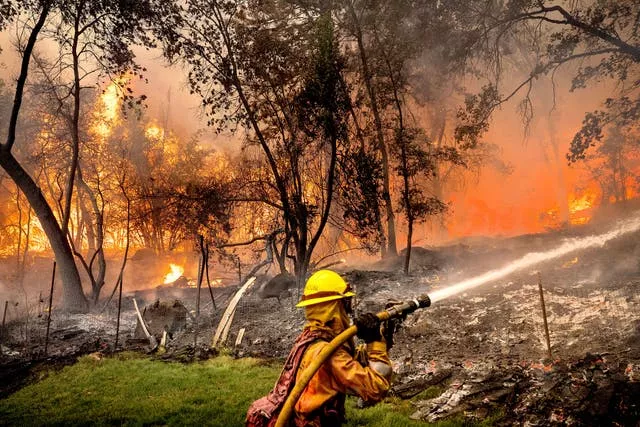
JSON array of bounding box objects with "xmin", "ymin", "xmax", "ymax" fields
[
  {"xmin": 275, "ymin": 213, "xmax": 640, "ymax": 426},
  {"xmin": 428, "ymin": 213, "xmax": 640, "ymax": 303}
]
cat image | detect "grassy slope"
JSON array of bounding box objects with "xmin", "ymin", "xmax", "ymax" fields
[{"xmin": 0, "ymin": 354, "xmax": 494, "ymax": 426}]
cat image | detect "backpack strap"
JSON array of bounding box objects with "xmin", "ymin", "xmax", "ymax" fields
[
  {"xmin": 268, "ymin": 329, "xmax": 327, "ymax": 403},
  {"xmin": 245, "ymin": 329, "xmax": 334, "ymax": 427}
]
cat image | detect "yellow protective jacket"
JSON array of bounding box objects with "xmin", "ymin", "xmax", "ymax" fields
[{"xmin": 293, "ymin": 300, "xmax": 391, "ymax": 426}]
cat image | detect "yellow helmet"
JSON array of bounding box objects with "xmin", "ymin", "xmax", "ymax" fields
[{"xmin": 296, "ymin": 270, "xmax": 355, "ymax": 307}]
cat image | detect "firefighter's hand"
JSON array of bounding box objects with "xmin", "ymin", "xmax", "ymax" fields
[{"xmin": 355, "ymin": 312, "xmax": 382, "ymax": 343}]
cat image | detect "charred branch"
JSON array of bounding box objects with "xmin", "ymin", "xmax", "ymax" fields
[{"xmin": 3, "ymin": 2, "xmax": 51, "ymax": 153}]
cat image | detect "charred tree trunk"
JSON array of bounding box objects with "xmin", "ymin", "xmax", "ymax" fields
[
  {"xmin": 393, "ymin": 98, "xmax": 412, "ymax": 275},
  {"xmin": 104, "ymin": 175, "xmax": 132, "ymax": 311},
  {"xmin": 348, "ymin": 2, "xmax": 397, "ymax": 257},
  {"xmin": 341, "ymin": 75, "xmax": 387, "ymax": 257},
  {"xmin": 377, "ymin": 28, "xmax": 412, "ymax": 274},
  {"xmin": 76, "ymin": 168, "xmax": 106, "ymax": 304},
  {"xmin": 78, "ymin": 189, "xmax": 96, "ymax": 251},
  {"xmin": 0, "ymin": 3, "xmax": 87, "ymax": 312},
  {"xmin": 73, "ymin": 192, "xmax": 84, "ymax": 249},
  {"xmin": 0, "ymin": 153, "xmax": 87, "ymax": 311},
  {"xmin": 15, "ymin": 189, "xmax": 23, "ymax": 278},
  {"xmin": 401, "ymin": 148, "xmax": 413, "ymax": 275},
  {"xmin": 618, "ymin": 148, "xmax": 628, "ymax": 202},
  {"xmin": 61, "ymin": 6, "xmax": 83, "ymax": 237},
  {"xmin": 430, "ymin": 108, "xmax": 449, "ymax": 240},
  {"xmin": 22, "ymin": 202, "xmax": 32, "ymax": 279},
  {"xmin": 273, "ymin": 231, "xmax": 292, "ymax": 274}
]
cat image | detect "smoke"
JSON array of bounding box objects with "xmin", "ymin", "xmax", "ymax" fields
[
  {"xmin": 1, "ymin": 9, "xmax": 635, "ymax": 272},
  {"xmin": 0, "ymin": 30, "xmax": 224, "ymax": 148},
  {"xmin": 405, "ymin": 20, "xmax": 621, "ymax": 243},
  {"xmin": 128, "ymin": 47, "xmax": 214, "ymax": 145}
]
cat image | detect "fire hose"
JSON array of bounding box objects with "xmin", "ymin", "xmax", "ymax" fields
[{"xmin": 274, "ymin": 294, "xmax": 432, "ymax": 427}]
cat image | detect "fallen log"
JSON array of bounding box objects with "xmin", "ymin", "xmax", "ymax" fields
[
  {"xmin": 212, "ymin": 228, "xmax": 282, "ymax": 348},
  {"xmin": 235, "ymin": 328, "xmax": 246, "ymax": 347},
  {"xmin": 212, "ymin": 277, "xmax": 256, "ymax": 348},
  {"xmin": 133, "ymin": 298, "xmax": 158, "ymax": 350},
  {"xmin": 392, "ymin": 369, "xmax": 452, "ymax": 399}
]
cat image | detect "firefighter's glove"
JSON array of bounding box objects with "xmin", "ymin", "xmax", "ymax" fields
[
  {"xmin": 355, "ymin": 312, "xmax": 382, "ymax": 343},
  {"xmin": 382, "ymin": 300, "xmax": 405, "ymax": 350},
  {"xmin": 385, "ymin": 299, "xmax": 407, "ymax": 321},
  {"xmin": 382, "ymin": 319, "xmax": 398, "ymax": 350}
]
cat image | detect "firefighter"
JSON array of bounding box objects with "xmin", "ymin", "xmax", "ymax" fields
[{"xmin": 292, "ymin": 269, "xmax": 392, "ymax": 426}]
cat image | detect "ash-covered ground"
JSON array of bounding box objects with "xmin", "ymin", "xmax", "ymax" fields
[
  {"xmin": 1, "ymin": 220, "xmax": 640, "ymax": 425},
  {"xmin": 231, "ymin": 226, "xmax": 640, "ymax": 425}
]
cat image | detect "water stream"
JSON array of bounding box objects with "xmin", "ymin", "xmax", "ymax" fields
[{"xmin": 427, "ymin": 213, "xmax": 640, "ymax": 303}]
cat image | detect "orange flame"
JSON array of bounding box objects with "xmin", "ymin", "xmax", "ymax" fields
[
  {"xmin": 145, "ymin": 123, "xmax": 165, "ymax": 140},
  {"xmin": 163, "ymin": 263, "xmax": 184, "ymax": 284},
  {"xmin": 562, "ymin": 257, "xmax": 578, "ymax": 268},
  {"xmin": 568, "ymin": 188, "xmax": 598, "ymax": 225},
  {"xmin": 569, "ymin": 194, "xmax": 594, "ymax": 214},
  {"xmin": 91, "ymin": 76, "xmax": 129, "ymax": 138}
]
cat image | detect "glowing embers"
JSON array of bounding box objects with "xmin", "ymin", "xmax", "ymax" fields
[{"xmin": 163, "ymin": 263, "xmax": 184, "ymax": 284}]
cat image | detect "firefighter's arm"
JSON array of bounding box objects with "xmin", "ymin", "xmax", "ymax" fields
[
  {"xmin": 366, "ymin": 340, "xmax": 392, "ymax": 377},
  {"xmin": 328, "ymin": 344, "xmax": 391, "ymax": 402}
]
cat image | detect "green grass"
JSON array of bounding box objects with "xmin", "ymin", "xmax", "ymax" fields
[
  {"xmin": 0, "ymin": 353, "xmax": 499, "ymax": 426},
  {"xmin": 345, "ymin": 395, "xmax": 502, "ymax": 427}
]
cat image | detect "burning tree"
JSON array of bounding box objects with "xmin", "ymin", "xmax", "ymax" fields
[
  {"xmin": 0, "ymin": 0, "xmax": 180, "ymax": 311},
  {"xmin": 574, "ymin": 123, "xmax": 640, "ymax": 205},
  {"xmin": 341, "ymin": 0, "xmax": 399, "ymax": 258},
  {"xmin": 0, "ymin": 1, "xmax": 88, "ymax": 311},
  {"xmin": 335, "ymin": 0, "xmax": 484, "ymax": 259},
  {"xmin": 392, "ymin": 128, "xmax": 457, "ymax": 274},
  {"xmin": 162, "ymin": 1, "xmax": 350, "ymax": 282},
  {"xmin": 160, "ymin": 0, "xmax": 495, "ymax": 277},
  {"xmin": 449, "ymin": 0, "xmax": 640, "ymax": 202}
]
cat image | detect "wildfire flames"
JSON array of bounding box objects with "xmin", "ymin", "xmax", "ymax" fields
[
  {"xmin": 145, "ymin": 123, "xmax": 165, "ymax": 140},
  {"xmin": 163, "ymin": 264, "xmax": 184, "ymax": 284},
  {"xmin": 569, "ymin": 194, "xmax": 594, "ymax": 214},
  {"xmin": 2, "ymin": 64, "xmax": 639, "ymax": 264},
  {"xmin": 92, "ymin": 78, "xmax": 126, "ymax": 138}
]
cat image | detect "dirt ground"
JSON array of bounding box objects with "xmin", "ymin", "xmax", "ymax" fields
[{"xmin": 1, "ymin": 222, "xmax": 640, "ymax": 425}]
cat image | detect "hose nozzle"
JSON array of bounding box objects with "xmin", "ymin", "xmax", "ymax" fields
[{"xmin": 378, "ymin": 294, "xmax": 431, "ymax": 321}]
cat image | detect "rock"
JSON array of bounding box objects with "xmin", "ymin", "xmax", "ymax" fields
[
  {"xmin": 257, "ymin": 273, "xmax": 296, "ymax": 303},
  {"xmin": 134, "ymin": 300, "xmax": 187, "ymax": 339},
  {"xmin": 166, "ymin": 276, "xmax": 189, "ymax": 288}
]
